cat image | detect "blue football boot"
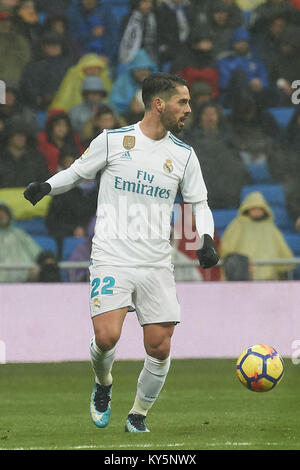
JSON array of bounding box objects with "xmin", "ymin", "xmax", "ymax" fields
[
  {"xmin": 90, "ymin": 382, "xmax": 112, "ymax": 428},
  {"xmin": 125, "ymin": 413, "xmax": 150, "ymax": 433}
]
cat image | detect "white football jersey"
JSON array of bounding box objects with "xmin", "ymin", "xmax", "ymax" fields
[{"xmin": 71, "ymin": 123, "xmax": 208, "ymax": 267}]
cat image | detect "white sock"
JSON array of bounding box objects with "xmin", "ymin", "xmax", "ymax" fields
[
  {"xmin": 130, "ymin": 354, "xmax": 171, "ymax": 416},
  {"xmin": 90, "ymin": 336, "xmax": 116, "ymax": 386}
]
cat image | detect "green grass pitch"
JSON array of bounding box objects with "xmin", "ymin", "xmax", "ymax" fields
[{"xmin": 1, "ymin": 358, "xmax": 300, "ymax": 450}]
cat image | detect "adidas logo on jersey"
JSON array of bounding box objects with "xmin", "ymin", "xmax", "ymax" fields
[{"xmin": 120, "ymin": 151, "xmax": 132, "ymax": 160}]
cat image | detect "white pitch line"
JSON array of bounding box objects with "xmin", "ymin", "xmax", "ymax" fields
[
  {"xmin": 207, "ymin": 442, "xmax": 280, "ymax": 447},
  {"xmin": 0, "ymin": 442, "xmax": 185, "ymax": 451}
]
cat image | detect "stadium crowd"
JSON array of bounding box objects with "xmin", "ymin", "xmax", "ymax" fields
[{"xmin": 0, "ymin": 0, "xmax": 300, "ymax": 283}]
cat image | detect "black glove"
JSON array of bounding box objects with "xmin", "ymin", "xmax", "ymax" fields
[
  {"xmin": 197, "ymin": 234, "xmax": 219, "ymax": 269},
  {"xmin": 24, "ymin": 182, "xmax": 51, "ymax": 206}
]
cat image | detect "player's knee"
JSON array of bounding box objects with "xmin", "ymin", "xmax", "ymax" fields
[
  {"xmin": 145, "ymin": 342, "xmax": 171, "ymax": 360},
  {"xmin": 94, "ymin": 331, "xmax": 119, "ymax": 351}
]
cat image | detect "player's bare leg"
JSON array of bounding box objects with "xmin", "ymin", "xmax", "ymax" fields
[
  {"xmin": 90, "ymin": 307, "xmax": 128, "ymax": 428},
  {"xmin": 125, "ymin": 322, "xmax": 175, "ymax": 432}
]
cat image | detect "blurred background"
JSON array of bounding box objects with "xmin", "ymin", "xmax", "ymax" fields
[
  {"xmin": 2, "ymin": 3, "xmax": 300, "ymax": 449},
  {"xmin": 1, "ymin": 0, "xmax": 300, "ymax": 286}
]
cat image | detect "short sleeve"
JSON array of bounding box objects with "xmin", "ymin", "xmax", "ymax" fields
[
  {"xmin": 180, "ymin": 148, "xmax": 208, "ymax": 203},
  {"xmin": 72, "ymin": 130, "xmax": 108, "ymax": 179}
]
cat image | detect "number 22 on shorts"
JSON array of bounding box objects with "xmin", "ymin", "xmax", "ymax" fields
[{"xmin": 91, "ymin": 277, "xmax": 115, "ymax": 298}]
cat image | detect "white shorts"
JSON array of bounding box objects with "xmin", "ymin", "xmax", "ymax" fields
[{"xmin": 88, "ymin": 262, "xmax": 181, "ymax": 326}]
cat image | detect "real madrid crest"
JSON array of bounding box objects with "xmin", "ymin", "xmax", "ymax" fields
[
  {"xmin": 163, "ymin": 159, "xmax": 173, "ymax": 174},
  {"xmin": 79, "ymin": 145, "xmax": 90, "ymax": 160},
  {"xmin": 123, "ymin": 136, "xmax": 135, "ymax": 150},
  {"xmin": 93, "ymin": 297, "xmax": 101, "ymax": 310}
]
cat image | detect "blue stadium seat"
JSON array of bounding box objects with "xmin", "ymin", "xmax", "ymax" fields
[
  {"xmin": 224, "ymin": 107, "xmax": 295, "ymax": 128},
  {"xmin": 246, "ymin": 161, "xmax": 273, "ymax": 184},
  {"xmin": 293, "ymin": 266, "xmax": 300, "ymax": 279},
  {"xmin": 268, "ymin": 107, "xmax": 295, "ymax": 128},
  {"xmin": 283, "ymin": 233, "xmax": 300, "ymax": 256},
  {"xmin": 272, "ymin": 207, "xmax": 295, "ymax": 232},
  {"xmin": 240, "ymin": 184, "xmax": 286, "ymax": 207},
  {"xmin": 16, "ymin": 218, "xmax": 48, "ymax": 236},
  {"xmin": 212, "ymin": 209, "xmax": 238, "ymax": 232},
  {"xmin": 32, "ymin": 235, "xmax": 58, "ymax": 255},
  {"xmin": 62, "ymin": 236, "xmax": 87, "ymax": 261}
]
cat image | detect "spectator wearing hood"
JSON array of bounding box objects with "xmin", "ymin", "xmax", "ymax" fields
[
  {"xmin": 191, "ymin": 0, "xmax": 243, "ymax": 30},
  {"xmin": 0, "ymin": 117, "xmax": 49, "ymax": 188},
  {"xmin": 40, "ymin": 8, "xmax": 81, "ymax": 63},
  {"xmin": 205, "ymin": 0, "xmax": 243, "ymax": 59},
  {"xmin": 118, "ymin": 0, "xmax": 158, "ymax": 66},
  {"xmin": 0, "ymin": 6, "xmax": 31, "ymax": 84},
  {"xmin": 215, "ymin": 1, "xmax": 243, "ymax": 26},
  {"xmin": 184, "ymin": 101, "xmax": 250, "ymax": 210},
  {"xmin": 267, "ymin": 25, "xmax": 300, "ymax": 106},
  {"xmin": 0, "ymin": 202, "xmax": 42, "ymax": 283},
  {"xmin": 20, "ymin": 31, "xmax": 73, "ymax": 111},
  {"xmin": 50, "ymin": 53, "xmax": 112, "ymax": 113},
  {"xmin": 218, "ymin": 27, "xmax": 272, "ymax": 107},
  {"xmin": 37, "ymin": 111, "xmax": 83, "ymax": 175},
  {"xmin": 219, "ymin": 191, "xmax": 294, "ymax": 280},
  {"xmin": 12, "ymin": 0, "xmax": 41, "ymax": 44},
  {"xmin": 250, "ymin": 0, "xmax": 300, "ymax": 34},
  {"xmin": 171, "ymin": 27, "xmax": 219, "ymax": 100},
  {"xmin": 69, "ymin": 76, "xmax": 108, "ymax": 136},
  {"xmin": 156, "ymin": 0, "xmax": 193, "ymax": 68},
  {"xmin": 109, "ymin": 49, "xmax": 157, "ymax": 115}
]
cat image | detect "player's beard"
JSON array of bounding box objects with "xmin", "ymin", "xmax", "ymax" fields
[{"xmin": 160, "ymin": 106, "xmax": 184, "ymax": 135}]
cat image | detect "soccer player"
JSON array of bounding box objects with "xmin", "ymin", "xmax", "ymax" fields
[{"xmin": 24, "ymin": 73, "xmax": 219, "ymax": 433}]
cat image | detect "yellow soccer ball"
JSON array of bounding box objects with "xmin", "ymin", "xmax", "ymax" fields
[{"xmin": 236, "ymin": 344, "xmax": 284, "ymax": 392}]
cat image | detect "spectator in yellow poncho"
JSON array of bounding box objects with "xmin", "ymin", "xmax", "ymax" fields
[
  {"xmin": 235, "ymin": 0, "xmax": 266, "ymax": 11},
  {"xmin": 49, "ymin": 53, "xmax": 112, "ymax": 112},
  {"xmin": 220, "ymin": 191, "xmax": 294, "ymax": 280}
]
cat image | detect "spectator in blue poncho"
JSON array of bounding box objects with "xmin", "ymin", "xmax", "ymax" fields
[
  {"xmin": 109, "ymin": 49, "xmax": 157, "ymax": 116},
  {"xmin": 84, "ymin": 15, "xmax": 106, "ymax": 56},
  {"xmin": 67, "ymin": 0, "xmax": 105, "ymax": 50},
  {"xmin": 218, "ymin": 27, "xmax": 274, "ymax": 107}
]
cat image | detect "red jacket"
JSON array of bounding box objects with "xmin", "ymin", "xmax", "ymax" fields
[
  {"xmin": 179, "ymin": 67, "xmax": 219, "ymax": 99},
  {"xmin": 289, "ymin": 0, "xmax": 300, "ymax": 9},
  {"xmin": 37, "ymin": 132, "xmax": 83, "ymax": 175}
]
